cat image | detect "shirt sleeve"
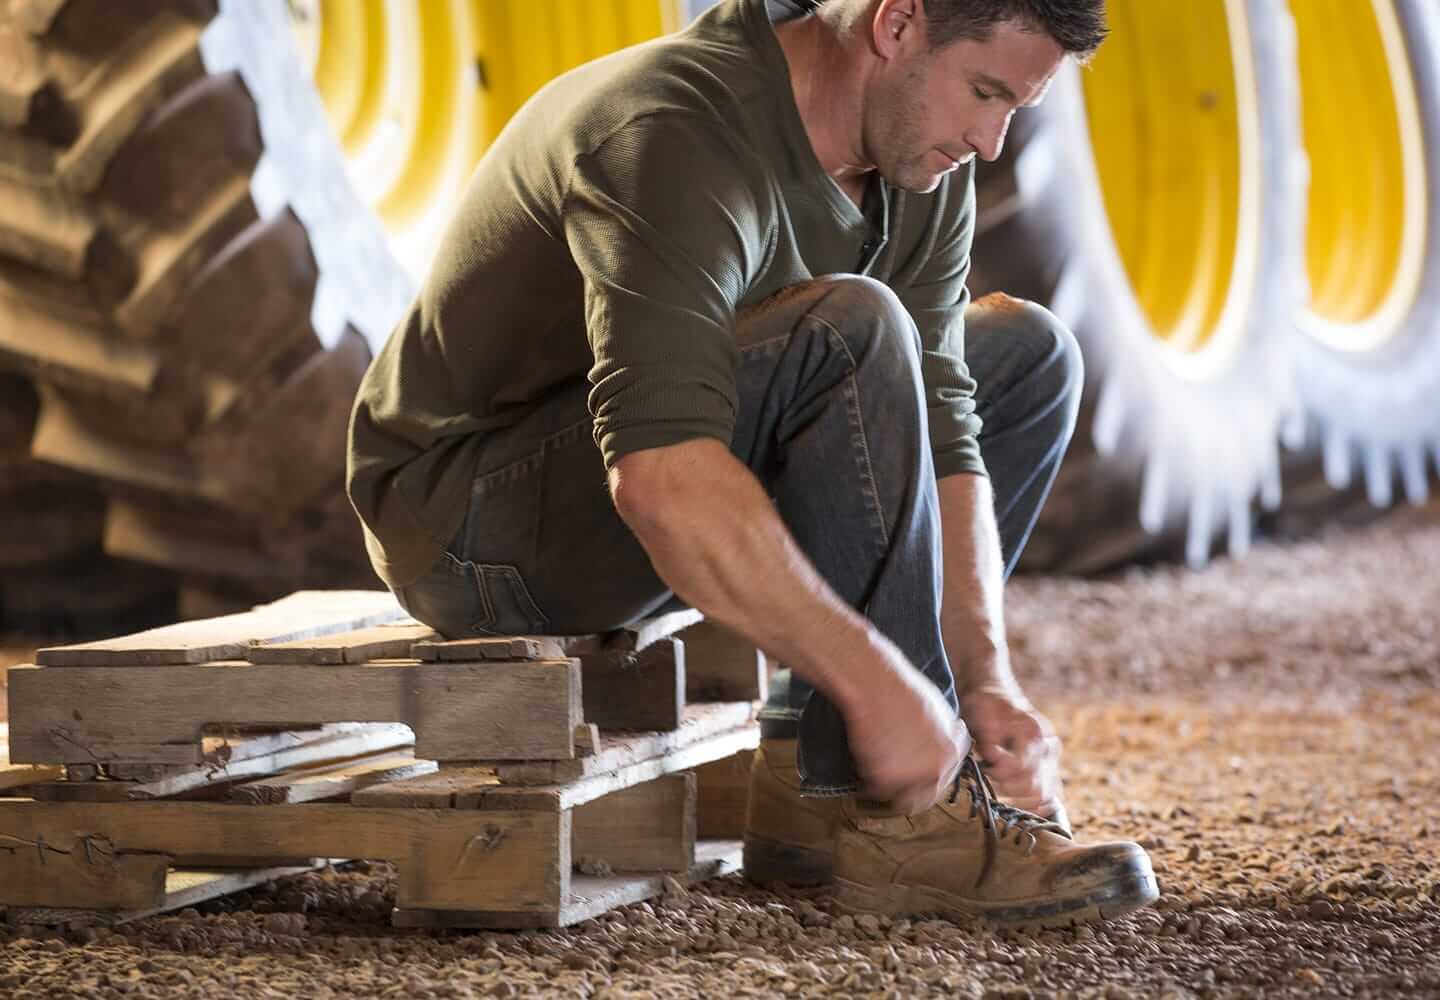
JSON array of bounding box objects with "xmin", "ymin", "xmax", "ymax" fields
[
  {"xmin": 563, "ymin": 113, "xmax": 768, "ymax": 470},
  {"xmin": 893, "ymin": 167, "xmax": 987, "ymax": 479}
]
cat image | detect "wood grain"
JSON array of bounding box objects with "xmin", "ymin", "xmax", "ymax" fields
[
  {"xmin": 390, "ymin": 839, "xmax": 741, "ymax": 930},
  {"xmin": 35, "ymin": 590, "xmax": 406, "ymax": 666},
  {"xmin": 676, "ymin": 620, "xmax": 766, "ymax": 702},
  {"xmin": 7, "ymin": 659, "xmax": 582, "ymax": 764},
  {"xmin": 0, "ymin": 801, "xmax": 569, "ymax": 912},
  {"xmin": 228, "ymin": 752, "xmax": 436, "ymax": 805},
  {"xmin": 572, "ymin": 773, "xmax": 695, "ymax": 873},
  {"xmin": 580, "ymin": 637, "xmax": 684, "ymax": 732},
  {"xmin": 247, "ymin": 623, "xmax": 437, "ymax": 665}
]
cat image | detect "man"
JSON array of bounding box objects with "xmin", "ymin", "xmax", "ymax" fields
[{"xmin": 348, "ymin": 0, "xmax": 1158, "ymax": 926}]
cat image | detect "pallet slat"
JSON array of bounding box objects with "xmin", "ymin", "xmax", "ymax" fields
[
  {"xmin": 391, "ymin": 839, "xmax": 741, "ymax": 930},
  {"xmin": 3, "ymin": 864, "xmax": 330, "ymax": 928},
  {"xmin": 0, "ymin": 801, "xmax": 569, "ymax": 913},
  {"xmin": 8, "ymin": 659, "xmax": 582, "ymax": 764},
  {"xmin": 35, "ymin": 590, "xmax": 407, "ymax": 666},
  {"xmin": 229, "ymin": 751, "xmax": 436, "ymax": 805},
  {"xmin": 247, "ymin": 623, "xmax": 437, "ymax": 664}
]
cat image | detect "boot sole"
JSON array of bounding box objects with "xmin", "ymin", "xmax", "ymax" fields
[
  {"xmin": 831, "ymin": 871, "xmax": 1160, "ymax": 931},
  {"xmin": 742, "ymin": 835, "xmax": 834, "ymax": 886}
]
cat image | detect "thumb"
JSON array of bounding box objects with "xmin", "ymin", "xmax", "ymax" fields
[{"xmin": 977, "ymin": 741, "xmax": 1025, "ymax": 779}]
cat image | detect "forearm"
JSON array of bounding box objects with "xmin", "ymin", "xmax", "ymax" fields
[
  {"xmin": 936, "ymin": 471, "xmax": 1022, "ymax": 698},
  {"xmin": 610, "ymin": 438, "xmax": 886, "ymax": 715}
]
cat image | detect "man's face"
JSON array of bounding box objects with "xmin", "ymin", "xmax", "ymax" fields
[{"xmin": 864, "ymin": 13, "xmax": 1066, "ymax": 194}]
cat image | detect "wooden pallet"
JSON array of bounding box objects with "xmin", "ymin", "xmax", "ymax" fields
[
  {"xmin": 0, "ymin": 714, "xmax": 754, "ymax": 927},
  {"xmin": 9, "ymin": 592, "xmax": 764, "ymax": 766},
  {"xmin": 0, "ymin": 591, "xmax": 762, "ymax": 927}
]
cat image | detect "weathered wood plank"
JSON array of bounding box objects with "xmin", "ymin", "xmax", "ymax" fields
[
  {"xmin": 390, "ymin": 839, "xmax": 741, "ymax": 930},
  {"xmin": 609, "ymin": 610, "xmax": 705, "ymax": 652},
  {"xmin": 694, "ymin": 749, "xmax": 755, "ymax": 839},
  {"xmin": 228, "ymin": 752, "xmax": 436, "ymax": 805},
  {"xmin": 357, "ymin": 717, "xmax": 756, "ymax": 812},
  {"xmin": 572, "ymin": 773, "xmax": 695, "ymax": 873},
  {"xmin": 0, "ymin": 801, "xmax": 568, "ymax": 913},
  {"xmin": 482, "ymin": 701, "xmax": 755, "ymax": 786},
  {"xmin": 247, "ymin": 622, "xmax": 436, "ymax": 665},
  {"xmin": 412, "ymin": 636, "xmax": 568, "ymax": 662},
  {"xmin": 106, "ymin": 725, "xmax": 342, "ymax": 777},
  {"xmin": 0, "ymin": 763, "xmax": 64, "ymax": 792},
  {"xmin": 676, "ymin": 620, "xmax": 766, "ymax": 702},
  {"xmin": 3, "ymin": 863, "xmax": 328, "ymax": 927},
  {"xmin": 580, "ymin": 638, "xmax": 684, "ymax": 732},
  {"xmin": 349, "ymin": 768, "xmax": 500, "ymax": 808},
  {"xmin": 35, "ymin": 590, "xmax": 406, "ymax": 666},
  {"xmin": 129, "ymin": 725, "xmax": 414, "ymax": 798},
  {"xmin": 7, "ymin": 660, "xmax": 582, "ymax": 764}
]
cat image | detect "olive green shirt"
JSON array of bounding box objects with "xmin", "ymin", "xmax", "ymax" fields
[{"xmin": 347, "ymin": 0, "xmax": 985, "ymax": 589}]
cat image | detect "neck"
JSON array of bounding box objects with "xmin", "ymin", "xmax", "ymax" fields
[{"xmin": 773, "ymin": 9, "xmax": 873, "ymax": 188}]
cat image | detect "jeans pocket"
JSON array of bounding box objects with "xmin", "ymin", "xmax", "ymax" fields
[
  {"xmin": 396, "ymin": 553, "xmax": 551, "ymax": 638},
  {"xmin": 471, "ymin": 563, "xmax": 549, "ymax": 636},
  {"xmin": 394, "ymin": 552, "xmax": 490, "ymax": 640}
]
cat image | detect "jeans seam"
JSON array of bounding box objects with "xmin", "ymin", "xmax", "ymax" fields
[
  {"xmin": 806, "ymin": 317, "xmax": 891, "ymax": 552},
  {"xmin": 472, "ymin": 416, "xmax": 591, "ymax": 499}
]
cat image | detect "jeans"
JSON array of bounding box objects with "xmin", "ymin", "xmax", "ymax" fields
[{"xmin": 393, "ymin": 276, "xmax": 1083, "ymax": 794}]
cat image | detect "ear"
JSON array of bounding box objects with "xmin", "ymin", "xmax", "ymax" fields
[{"xmin": 872, "ymin": 0, "xmax": 923, "ymax": 59}]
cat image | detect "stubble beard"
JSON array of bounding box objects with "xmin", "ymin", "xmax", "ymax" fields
[{"xmin": 866, "ymin": 61, "xmax": 944, "ymax": 195}]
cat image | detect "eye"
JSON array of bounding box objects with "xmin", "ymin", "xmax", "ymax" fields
[{"xmin": 973, "ymin": 87, "xmax": 996, "ymax": 102}]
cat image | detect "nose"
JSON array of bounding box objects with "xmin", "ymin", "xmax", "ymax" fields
[{"xmin": 966, "ymin": 109, "xmax": 1015, "ymax": 163}]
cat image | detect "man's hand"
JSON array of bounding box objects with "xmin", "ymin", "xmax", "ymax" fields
[
  {"xmin": 843, "ymin": 634, "xmax": 973, "ymax": 816},
  {"xmin": 960, "ymin": 684, "xmax": 1065, "ymax": 821}
]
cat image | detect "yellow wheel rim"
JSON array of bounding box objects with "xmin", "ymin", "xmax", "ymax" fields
[
  {"xmin": 1292, "ymin": 0, "xmax": 1428, "ymax": 351},
  {"xmin": 1081, "ymin": 0, "xmax": 1261, "ymax": 365},
  {"xmin": 292, "ymin": 0, "xmax": 683, "ymax": 282}
]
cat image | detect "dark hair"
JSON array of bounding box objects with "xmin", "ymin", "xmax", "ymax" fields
[{"xmin": 921, "ymin": 0, "xmax": 1108, "ymax": 61}]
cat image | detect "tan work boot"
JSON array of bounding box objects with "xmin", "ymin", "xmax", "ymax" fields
[
  {"xmin": 831, "ymin": 757, "xmax": 1159, "ymax": 929},
  {"xmin": 742, "ymin": 737, "xmax": 848, "ymax": 885}
]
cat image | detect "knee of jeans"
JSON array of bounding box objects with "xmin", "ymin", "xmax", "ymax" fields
[
  {"xmin": 808, "ymin": 274, "xmax": 924, "ymax": 374},
  {"xmin": 996, "ymin": 297, "xmax": 1085, "ymax": 432}
]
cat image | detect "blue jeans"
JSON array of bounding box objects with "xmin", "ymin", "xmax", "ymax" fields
[{"xmin": 393, "ymin": 276, "xmax": 1083, "ymax": 794}]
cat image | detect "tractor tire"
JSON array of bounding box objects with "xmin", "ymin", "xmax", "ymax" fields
[
  {"xmin": 0, "ymin": 0, "xmax": 412, "ymax": 626},
  {"xmin": 970, "ymin": 0, "xmax": 1307, "ymax": 572},
  {"xmin": 1284, "ymin": 0, "xmax": 1440, "ymax": 512}
]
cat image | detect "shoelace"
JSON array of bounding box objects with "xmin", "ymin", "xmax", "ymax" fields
[{"xmin": 947, "ymin": 755, "xmax": 1072, "ymax": 890}]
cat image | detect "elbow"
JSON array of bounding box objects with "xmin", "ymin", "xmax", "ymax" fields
[{"xmin": 609, "ymin": 449, "xmax": 678, "ymax": 532}]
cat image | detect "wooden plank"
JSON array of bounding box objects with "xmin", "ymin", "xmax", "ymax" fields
[
  {"xmin": 105, "ymin": 725, "xmax": 340, "ymax": 777},
  {"xmin": 128, "ymin": 725, "xmax": 414, "ymax": 798},
  {"xmin": 483, "ymin": 701, "xmax": 756, "ymax": 786},
  {"xmin": 14, "ymin": 781, "xmax": 137, "ymax": 803},
  {"xmin": 35, "ymin": 590, "xmax": 406, "ymax": 666},
  {"xmin": 7, "ymin": 659, "xmax": 582, "ymax": 764},
  {"xmin": 0, "ymin": 833, "xmax": 171, "ymax": 909},
  {"xmin": 228, "ymin": 752, "xmax": 436, "ymax": 805},
  {"xmin": 357, "ymin": 719, "xmax": 756, "ymax": 812},
  {"xmin": 3, "ymin": 863, "xmax": 327, "ymax": 927},
  {"xmin": 694, "ymin": 749, "xmax": 755, "ymax": 839},
  {"xmin": 580, "ymin": 637, "xmax": 684, "ymax": 732},
  {"xmin": 247, "ymin": 622, "xmax": 436, "ymax": 664},
  {"xmin": 611, "ymin": 610, "xmax": 705, "ymax": 652},
  {"xmin": 572, "ymin": 773, "xmax": 695, "ymax": 873},
  {"xmin": 0, "ymin": 764, "xmax": 64, "ymax": 792},
  {"xmin": 677, "ymin": 620, "xmax": 766, "ymax": 702},
  {"xmin": 0, "ymin": 801, "xmax": 569, "ymax": 913},
  {"xmin": 413, "ymin": 636, "xmax": 568, "ymax": 662},
  {"xmin": 391, "ymin": 839, "xmax": 741, "ymax": 930}
]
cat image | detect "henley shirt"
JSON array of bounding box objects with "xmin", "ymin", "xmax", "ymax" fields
[{"xmin": 347, "ymin": 0, "xmax": 987, "ymax": 589}]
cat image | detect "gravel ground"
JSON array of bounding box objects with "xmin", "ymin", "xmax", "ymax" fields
[{"xmin": 2, "ymin": 505, "xmax": 1439, "ymax": 998}]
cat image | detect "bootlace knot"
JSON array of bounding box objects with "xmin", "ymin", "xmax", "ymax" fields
[{"xmin": 947, "ymin": 756, "xmax": 1071, "ymax": 889}]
